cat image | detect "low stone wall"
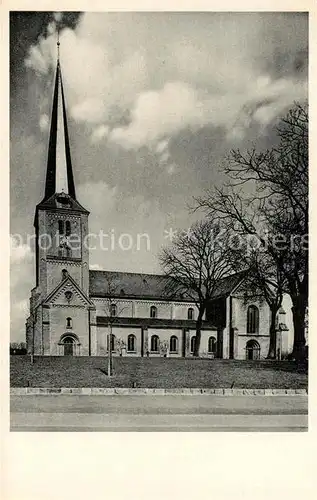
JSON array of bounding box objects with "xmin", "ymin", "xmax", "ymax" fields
[{"xmin": 10, "ymin": 387, "xmax": 308, "ymax": 396}]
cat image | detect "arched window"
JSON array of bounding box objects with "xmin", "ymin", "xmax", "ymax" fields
[
  {"xmin": 151, "ymin": 335, "xmax": 159, "ymax": 352},
  {"xmin": 190, "ymin": 336, "xmax": 196, "ymax": 353},
  {"xmin": 127, "ymin": 334, "xmax": 136, "ymax": 352},
  {"xmin": 58, "ymin": 220, "xmax": 64, "ymax": 235},
  {"xmin": 150, "ymin": 306, "xmax": 157, "ymax": 318},
  {"xmin": 107, "ymin": 333, "xmax": 116, "ymax": 352},
  {"xmin": 188, "ymin": 308, "xmax": 194, "ymax": 320},
  {"xmin": 247, "ymin": 305, "xmax": 259, "ymax": 334},
  {"xmin": 110, "ymin": 304, "xmax": 117, "ymax": 317},
  {"xmin": 170, "ymin": 335, "xmax": 178, "ymax": 353},
  {"xmin": 208, "ymin": 336, "xmax": 217, "ymax": 354},
  {"xmin": 65, "ymin": 220, "xmax": 71, "ymax": 236},
  {"xmin": 66, "ymin": 317, "xmax": 72, "ymax": 328}
]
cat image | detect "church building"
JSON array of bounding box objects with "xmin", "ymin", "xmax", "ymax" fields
[{"xmin": 26, "ymin": 52, "xmax": 290, "ymax": 360}]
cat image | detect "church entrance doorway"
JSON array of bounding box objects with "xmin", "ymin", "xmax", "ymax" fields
[
  {"xmin": 59, "ymin": 333, "xmax": 80, "ymax": 356},
  {"xmin": 63, "ymin": 336, "xmax": 74, "ymax": 356},
  {"xmin": 246, "ymin": 340, "xmax": 260, "ymax": 360}
]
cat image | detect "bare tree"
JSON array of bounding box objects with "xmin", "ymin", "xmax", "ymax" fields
[
  {"xmin": 196, "ymin": 102, "xmax": 308, "ymax": 360},
  {"xmin": 159, "ymin": 219, "xmax": 233, "ymax": 356},
  {"xmin": 233, "ymin": 245, "xmax": 286, "ymax": 358}
]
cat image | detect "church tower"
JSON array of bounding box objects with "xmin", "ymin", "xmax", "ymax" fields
[
  {"xmin": 26, "ymin": 39, "xmax": 95, "ymax": 356},
  {"xmin": 34, "ymin": 50, "xmax": 90, "ymax": 298}
]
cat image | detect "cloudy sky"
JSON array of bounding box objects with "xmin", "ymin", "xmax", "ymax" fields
[{"xmin": 10, "ymin": 11, "xmax": 308, "ymax": 340}]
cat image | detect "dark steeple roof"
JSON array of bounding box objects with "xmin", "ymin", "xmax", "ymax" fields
[{"xmin": 43, "ymin": 59, "xmax": 76, "ymax": 201}]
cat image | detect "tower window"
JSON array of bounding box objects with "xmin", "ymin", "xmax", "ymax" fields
[
  {"xmin": 58, "ymin": 220, "xmax": 64, "ymax": 235},
  {"xmin": 66, "ymin": 220, "xmax": 71, "ymax": 236},
  {"xmin": 110, "ymin": 304, "xmax": 117, "ymax": 317},
  {"xmin": 66, "ymin": 317, "xmax": 72, "ymax": 328}
]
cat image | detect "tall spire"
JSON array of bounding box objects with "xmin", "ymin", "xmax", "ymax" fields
[{"xmin": 44, "ymin": 33, "xmax": 76, "ymax": 201}]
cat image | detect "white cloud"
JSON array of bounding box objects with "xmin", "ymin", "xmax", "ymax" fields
[
  {"xmin": 166, "ymin": 163, "xmax": 177, "ymax": 175},
  {"xmin": 24, "ymin": 13, "xmax": 307, "ymax": 148},
  {"xmin": 10, "ymin": 236, "xmax": 33, "ymax": 263},
  {"xmin": 71, "ymin": 98, "xmax": 106, "ymax": 124},
  {"xmin": 53, "ymin": 12, "xmax": 63, "ymax": 23},
  {"xmin": 156, "ymin": 139, "xmax": 169, "ymax": 154},
  {"xmin": 10, "ymin": 236, "xmax": 34, "ymax": 341},
  {"xmin": 91, "ymin": 124, "xmax": 109, "ymax": 143},
  {"xmin": 109, "ymin": 81, "xmax": 206, "ymax": 149},
  {"xmin": 39, "ymin": 113, "xmax": 49, "ymax": 131}
]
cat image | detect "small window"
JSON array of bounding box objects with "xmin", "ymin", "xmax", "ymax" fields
[
  {"xmin": 151, "ymin": 335, "xmax": 159, "ymax": 352},
  {"xmin": 188, "ymin": 308, "xmax": 194, "ymax": 320},
  {"xmin": 65, "ymin": 220, "xmax": 71, "ymax": 236},
  {"xmin": 208, "ymin": 336, "xmax": 217, "ymax": 354},
  {"xmin": 127, "ymin": 334, "xmax": 136, "ymax": 352},
  {"xmin": 58, "ymin": 220, "xmax": 64, "ymax": 235},
  {"xmin": 66, "ymin": 317, "xmax": 72, "ymax": 328},
  {"xmin": 110, "ymin": 304, "xmax": 117, "ymax": 317},
  {"xmin": 150, "ymin": 306, "xmax": 157, "ymax": 318},
  {"xmin": 107, "ymin": 333, "xmax": 116, "ymax": 352},
  {"xmin": 170, "ymin": 335, "xmax": 178, "ymax": 353},
  {"xmin": 190, "ymin": 336, "xmax": 196, "ymax": 353},
  {"xmin": 247, "ymin": 305, "xmax": 259, "ymax": 334},
  {"xmin": 66, "ymin": 246, "xmax": 72, "ymax": 258}
]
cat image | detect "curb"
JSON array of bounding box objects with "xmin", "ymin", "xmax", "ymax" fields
[{"xmin": 10, "ymin": 387, "xmax": 308, "ymax": 396}]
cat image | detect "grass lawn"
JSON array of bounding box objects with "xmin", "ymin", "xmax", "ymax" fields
[{"xmin": 10, "ymin": 356, "xmax": 308, "ymax": 389}]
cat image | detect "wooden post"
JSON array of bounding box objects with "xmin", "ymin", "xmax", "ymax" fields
[{"xmin": 107, "ymin": 322, "xmax": 113, "ymax": 376}]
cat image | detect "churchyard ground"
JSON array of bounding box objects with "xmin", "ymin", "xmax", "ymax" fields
[{"xmin": 10, "ymin": 356, "xmax": 308, "ymax": 389}]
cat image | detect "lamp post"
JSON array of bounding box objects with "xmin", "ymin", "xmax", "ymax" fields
[{"xmin": 107, "ymin": 321, "xmax": 113, "ymax": 377}]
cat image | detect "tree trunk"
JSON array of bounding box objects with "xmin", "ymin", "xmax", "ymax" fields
[
  {"xmin": 291, "ymin": 295, "xmax": 307, "ymax": 360},
  {"xmin": 193, "ymin": 307, "xmax": 205, "ymax": 357},
  {"xmin": 266, "ymin": 307, "xmax": 279, "ymax": 359}
]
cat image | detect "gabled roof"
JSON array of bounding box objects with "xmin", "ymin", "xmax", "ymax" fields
[
  {"xmin": 89, "ymin": 270, "xmax": 194, "ymax": 301},
  {"xmin": 43, "ymin": 271, "xmax": 94, "ymax": 308},
  {"xmin": 210, "ymin": 270, "xmax": 248, "ymax": 299},
  {"xmin": 89, "ymin": 269, "xmax": 247, "ymax": 302}
]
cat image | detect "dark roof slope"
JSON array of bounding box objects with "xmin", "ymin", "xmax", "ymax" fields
[
  {"xmin": 36, "ymin": 192, "xmax": 89, "ymax": 214},
  {"xmin": 89, "ymin": 269, "xmax": 247, "ymax": 301},
  {"xmin": 210, "ymin": 270, "xmax": 248, "ymax": 299},
  {"xmin": 89, "ymin": 270, "xmax": 192, "ymax": 301}
]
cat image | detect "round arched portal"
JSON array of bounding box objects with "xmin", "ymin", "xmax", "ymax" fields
[
  {"xmin": 59, "ymin": 333, "xmax": 80, "ymax": 356},
  {"xmin": 246, "ymin": 340, "xmax": 260, "ymax": 361}
]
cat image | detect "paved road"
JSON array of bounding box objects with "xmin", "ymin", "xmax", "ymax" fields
[{"xmin": 10, "ymin": 395, "xmax": 308, "ymax": 432}]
